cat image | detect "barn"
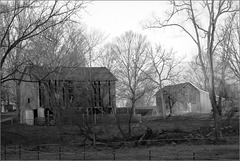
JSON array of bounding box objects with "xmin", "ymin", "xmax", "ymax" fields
[
  {"xmin": 156, "ymin": 82, "xmax": 212, "ymax": 116},
  {"xmin": 19, "ymin": 65, "xmax": 117, "ymax": 125}
]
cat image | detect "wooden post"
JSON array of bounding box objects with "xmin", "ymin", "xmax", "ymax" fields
[
  {"xmin": 101, "ymin": 107, "xmax": 103, "ymax": 122},
  {"xmin": 59, "ymin": 146, "xmax": 61, "ymax": 160},
  {"xmin": 83, "ymin": 113, "xmax": 85, "ymax": 126},
  {"xmin": 83, "ymin": 142, "xmax": 86, "ymax": 160},
  {"xmin": 148, "ymin": 150, "xmax": 151, "ymax": 160},
  {"xmin": 47, "ymin": 111, "xmax": 50, "ymax": 126},
  {"xmin": 87, "ymin": 108, "xmax": 89, "ymax": 120},
  {"xmin": 94, "ymin": 113, "xmax": 97, "ymax": 125},
  {"xmin": 113, "ymin": 148, "xmax": 115, "ymax": 160},
  {"xmin": 37, "ymin": 146, "xmax": 40, "ymax": 160},
  {"xmin": 4, "ymin": 145, "xmax": 6, "ymax": 160},
  {"xmin": 19, "ymin": 145, "xmax": 21, "ymax": 160}
]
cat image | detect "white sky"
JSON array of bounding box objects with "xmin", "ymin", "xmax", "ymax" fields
[{"xmin": 81, "ymin": 1, "xmax": 197, "ymax": 62}]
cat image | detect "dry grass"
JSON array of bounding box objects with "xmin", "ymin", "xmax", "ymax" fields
[{"xmin": 1, "ymin": 113, "xmax": 239, "ymax": 160}]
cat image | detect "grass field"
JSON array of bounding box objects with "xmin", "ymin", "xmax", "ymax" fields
[{"xmin": 1, "ymin": 113, "xmax": 239, "ymax": 160}]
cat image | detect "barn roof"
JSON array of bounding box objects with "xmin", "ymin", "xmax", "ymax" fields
[
  {"xmin": 24, "ymin": 65, "xmax": 117, "ymax": 81},
  {"xmin": 156, "ymin": 82, "xmax": 209, "ymax": 95},
  {"xmin": 162, "ymin": 82, "xmax": 188, "ymax": 93}
]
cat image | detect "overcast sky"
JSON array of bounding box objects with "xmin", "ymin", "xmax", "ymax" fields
[{"xmin": 81, "ymin": 1, "xmax": 197, "ymax": 62}]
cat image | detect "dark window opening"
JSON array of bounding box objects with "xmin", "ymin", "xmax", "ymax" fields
[
  {"xmin": 39, "ymin": 82, "xmax": 42, "ymax": 107},
  {"xmin": 62, "ymin": 87, "xmax": 65, "ymax": 106},
  {"xmin": 28, "ymin": 98, "xmax": 30, "ymax": 104},
  {"xmin": 108, "ymin": 81, "xmax": 111, "ymax": 107},
  {"xmin": 68, "ymin": 81, "xmax": 74, "ymax": 103},
  {"xmin": 33, "ymin": 109, "xmax": 38, "ymax": 118},
  {"xmin": 98, "ymin": 81, "xmax": 101, "ymax": 106},
  {"xmin": 92, "ymin": 81, "xmax": 102, "ymax": 107}
]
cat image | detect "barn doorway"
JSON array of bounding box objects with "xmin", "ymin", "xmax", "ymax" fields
[{"xmin": 33, "ymin": 109, "xmax": 38, "ymax": 125}]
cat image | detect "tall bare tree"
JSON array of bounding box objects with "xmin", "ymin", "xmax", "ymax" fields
[
  {"xmin": 219, "ymin": 12, "xmax": 240, "ymax": 81},
  {"xmin": 141, "ymin": 44, "xmax": 184, "ymax": 117},
  {"xmin": 0, "ymin": 0, "xmax": 88, "ymax": 110},
  {"xmin": 101, "ymin": 31, "xmax": 153, "ymax": 140},
  {"xmin": 143, "ymin": 0, "xmax": 239, "ymax": 140},
  {"xmin": 95, "ymin": 43, "xmax": 118, "ymax": 73}
]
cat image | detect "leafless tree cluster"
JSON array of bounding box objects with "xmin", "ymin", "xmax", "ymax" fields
[
  {"xmin": 95, "ymin": 31, "xmax": 184, "ymax": 139},
  {"xmin": 143, "ymin": 0, "xmax": 239, "ymax": 140},
  {"xmin": 0, "ymin": 1, "xmax": 106, "ymax": 114}
]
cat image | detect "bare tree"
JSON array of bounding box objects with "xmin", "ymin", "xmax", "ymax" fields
[
  {"xmin": 95, "ymin": 43, "xmax": 118, "ymax": 73},
  {"xmin": 219, "ymin": 12, "xmax": 240, "ymax": 81},
  {"xmin": 184, "ymin": 53, "xmax": 210, "ymax": 91},
  {"xmin": 142, "ymin": 44, "xmax": 184, "ymax": 117},
  {"xmin": 104, "ymin": 31, "xmax": 153, "ymax": 140},
  {"xmin": 143, "ymin": 0, "xmax": 239, "ymax": 140},
  {"xmin": 0, "ymin": 0, "xmax": 88, "ymax": 110},
  {"xmin": 0, "ymin": 0, "xmax": 88, "ymax": 68},
  {"xmin": 163, "ymin": 87, "xmax": 187, "ymax": 117}
]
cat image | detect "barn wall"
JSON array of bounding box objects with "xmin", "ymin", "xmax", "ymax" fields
[
  {"xmin": 20, "ymin": 80, "xmax": 39, "ymax": 123},
  {"xmin": 155, "ymin": 91, "xmax": 165, "ymax": 116},
  {"xmin": 110, "ymin": 81, "xmax": 116, "ymax": 113},
  {"xmin": 20, "ymin": 82, "xmax": 39, "ymax": 110},
  {"xmin": 188, "ymin": 84, "xmax": 201, "ymax": 113},
  {"xmin": 199, "ymin": 91, "xmax": 211, "ymax": 113},
  {"xmin": 61, "ymin": 80, "xmax": 116, "ymax": 113}
]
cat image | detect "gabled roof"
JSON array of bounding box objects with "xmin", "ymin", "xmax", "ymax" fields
[
  {"xmin": 156, "ymin": 82, "xmax": 209, "ymax": 95},
  {"xmin": 24, "ymin": 65, "xmax": 117, "ymax": 81},
  {"xmin": 162, "ymin": 82, "xmax": 188, "ymax": 93}
]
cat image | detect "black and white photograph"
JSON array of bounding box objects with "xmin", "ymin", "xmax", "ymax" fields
[{"xmin": 0, "ymin": 0, "xmax": 239, "ymax": 160}]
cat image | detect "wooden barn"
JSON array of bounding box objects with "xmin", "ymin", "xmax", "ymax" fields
[
  {"xmin": 19, "ymin": 65, "xmax": 117, "ymax": 125},
  {"xmin": 156, "ymin": 82, "xmax": 212, "ymax": 116}
]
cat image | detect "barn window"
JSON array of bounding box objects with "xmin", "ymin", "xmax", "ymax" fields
[
  {"xmin": 39, "ymin": 82, "xmax": 42, "ymax": 107},
  {"xmin": 98, "ymin": 81, "xmax": 102, "ymax": 106},
  {"xmin": 108, "ymin": 81, "xmax": 111, "ymax": 107},
  {"xmin": 62, "ymin": 87, "xmax": 65, "ymax": 106},
  {"xmin": 93, "ymin": 81, "xmax": 102, "ymax": 107},
  {"xmin": 68, "ymin": 81, "xmax": 74, "ymax": 103},
  {"xmin": 93, "ymin": 82, "xmax": 97, "ymax": 106},
  {"xmin": 28, "ymin": 98, "xmax": 30, "ymax": 103}
]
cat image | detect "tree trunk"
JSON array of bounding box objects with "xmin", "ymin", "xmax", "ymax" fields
[
  {"xmin": 16, "ymin": 83, "xmax": 21, "ymax": 117},
  {"xmin": 213, "ymin": 108, "xmax": 222, "ymax": 140},
  {"xmin": 169, "ymin": 105, "xmax": 173, "ymax": 116},
  {"xmin": 209, "ymin": 47, "xmax": 223, "ymax": 140},
  {"xmin": 0, "ymin": 66, "xmax": 2, "ymax": 112},
  {"xmin": 128, "ymin": 99, "xmax": 135, "ymax": 139}
]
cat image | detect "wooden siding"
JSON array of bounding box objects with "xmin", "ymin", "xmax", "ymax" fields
[{"xmin": 156, "ymin": 82, "xmax": 211, "ymax": 116}]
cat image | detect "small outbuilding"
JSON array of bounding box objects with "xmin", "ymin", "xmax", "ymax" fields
[{"xmin": 156, "ymin": 82, "xmax": 212, "ymax": 116}]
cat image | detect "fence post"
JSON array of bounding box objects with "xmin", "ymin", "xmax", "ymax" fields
[
  {"xmin": 47, "ymin": 111, "xmax": 49, "ymax": 126},
  {"xmin": 193, "ymin": 152, "xmax": 195, "ymax": 160},
  {"xmin": 37, "ymin": 145, "xmax": 40, "ymax": 160},
  {"xmin": 149, "ymin": 150, "xmax": 151, "ymax": 160},
  {"xmin": 19, "ymin": 145, "xmax": 21, "ymax": 160},
  {"xmin": 83, "ymin": 114, "xmax": 85, "ymax": 126},
  {"xmin": 15, "ymin": 144, "xmax": 17, "ymax": 154},
  {"xmin": 59, "ymin": 146, "xmax": 61, "ymax": 160},
  {"xmin": 4, "ymin": 145, "xmax": 6, "ymax": 160},
  {"xmin": 83, "ymin": 142, "xmax": 86, "ymax": 160},
  {"xmin": 113, "ymin": 148, "xmax": 115, "ymax": 160}
]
